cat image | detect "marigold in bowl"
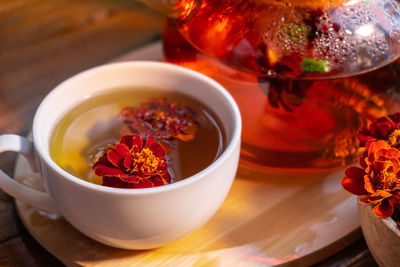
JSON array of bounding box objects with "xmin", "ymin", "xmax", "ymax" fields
[{"xmin": 342, "ymin": 140, "xmax": 400, "ymax": 218}]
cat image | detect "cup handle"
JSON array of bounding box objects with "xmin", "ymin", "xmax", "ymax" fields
[{"xmin": 0, "ymin": 134, "xmax": 59, "ymax": 213}]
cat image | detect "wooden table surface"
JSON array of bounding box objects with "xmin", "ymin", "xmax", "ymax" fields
[{"xmin": 0, "ymin": 1, "xmax": 380, "ymax": 266}]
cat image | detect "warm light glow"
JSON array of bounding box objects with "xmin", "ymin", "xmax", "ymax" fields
[
  {"xmin": 242, "ymin": 254, "xmax": 300, "ymax": 265},
  {"xmin": 213, "ymin": 18, "xmax": 229, "ymax": 34},
  {"xmin": 355, "ymin": 24, "xmax": 374, "ymax": 37},
  {"xmin": 175, "ymin": 0, "xmax": 197, "ymax": 21},
  {"xmin": 268, "ymin": 49, "xmax": 279, "ymax": 66},
  {"xmin": 344, "ymin": 0, "xmax": 361, "ymax": 6}
]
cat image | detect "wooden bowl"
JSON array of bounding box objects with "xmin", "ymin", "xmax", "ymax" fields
[{"xmin": 358, "ymin": 203, "xmax": 400, "ymax": 267}]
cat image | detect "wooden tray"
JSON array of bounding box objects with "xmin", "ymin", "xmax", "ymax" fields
[{"xmin": 14, "ymin": 42, "xmax": 361, "ymax": 267}]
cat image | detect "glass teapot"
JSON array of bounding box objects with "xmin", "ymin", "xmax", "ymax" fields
[{"xmin": 140, "ymin": 0, "xmax": 400, "ymax": 172}]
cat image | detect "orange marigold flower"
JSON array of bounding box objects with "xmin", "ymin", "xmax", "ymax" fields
[
  {"xmin": 93, "ymin": 134, "xmax": 171, "ymax": 189},
  {"xmin": 342, "ymin": 140, "xmax": 400, "ymax": 218},
  {"xmin": 118, "ymin": 98, "xmax": 198, "ymax": 142},
  {"xmin": 357, "ymin": 112, "xmax": 400, "ymax": 149}
]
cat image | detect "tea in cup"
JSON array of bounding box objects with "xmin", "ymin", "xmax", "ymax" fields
[{"xmin": 0, "ymin": 61, "xmax": 241, "ymax": 249}]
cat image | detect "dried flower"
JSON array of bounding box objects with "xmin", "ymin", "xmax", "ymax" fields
[
  {"xmin": 357, "ymin": 112, "xmax": 400, "ymax": 149},
  {"xmin": 93, "ymin": 134, "xmax": 171, "ymax": 189},
  {"xmin": 119, "ymin": 98, "xmax": 198, "ymax": 142},
  {"xmin": 342, "ymin": 140, "xmax": 400, "ymax": 218},
  {"xmin": 258, "ymin": 76, "xmax": 311, "ymax": 112},
  {"xmin": 275, "ymin": 52, "xmax": 304, "ymax": 78}
]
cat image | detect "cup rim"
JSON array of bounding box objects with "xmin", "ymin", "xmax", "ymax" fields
[{"xmin": 33, "ymin": 61, "xmax": 242, "ymax": 195}]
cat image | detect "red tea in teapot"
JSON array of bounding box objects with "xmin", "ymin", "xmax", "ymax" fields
[{"xmin": 163, "ymin": 0, "xmax": 400, "ymax": 171}]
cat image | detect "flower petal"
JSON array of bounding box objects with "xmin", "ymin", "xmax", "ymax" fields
[
  {"xmin": 385, "ymin": 157, "xmax": 400, "ymax": 174},
  {"xmin": 370, "ymin": 122, "xmax": 392, "ymax": 140},
  {"xmin": 373, "ymin": 199, "xmax": 394, "ymax": 218},
  {"xmin": 135, "ymin": 179, "xmax": 155, "ymax": 188},
  {"xmin": 341, "ymin": 167, "xmax": 368, "ymax": 195},
  {"xmin": 364, "ymin": 175, "xmax": 377, "ymax": 194},
  {"xmin": 119, "ymin": 174, "xmax": 141, "ymax": 184},
  {"xmin": 370, "ymin": 190, "xmax": 393, "ymax": 199},
  {"xmin": 357, "ymin": 127, "xmax": 374, "ymax": 147},
  {"xmin": 103, "ymin": 176, "xmax": 138, "ymax": 188},
  {"xmin": 359, "ymin": 195, "xmax": 371, "ymax": 204},
  {"xmin": 161, "ymin": 171, "xmax": 171, "ymax": 184},
  {"xmin": 388, "ymin": 113, "xmax": 400, "ymax": 124},
  {"xmin": 148, "ymin": 140, "xmax": 166, "ymax": 158},
  {"xmin": 389, "ymin": 192, "xmax": 400, "ymax": 204},
  {"xmin": 369, "ymin": 140, "xmax": 392, "ymax": 156},
  {"xmin": 94, "ymin": 164, "xmax": 126, "ymax": 177},
  {"xmin": 102, "ymin": 176, "xmax": 123, "ymax": 188},
  {"xmin": 103, "ymin": 176, "xmax": 128, "ymax": 188},
  {"xmin": 150, "ymin": 176, "xmax": 167, "ymax": 186},
  {"xmin": 93, "ymin": 154, "xmax": 109, "ymax": 168},
  {"xmin": 157, "ymin": 159, "xmax": 168, "ymax": 170},
  {"xmin": 344, "ymin": 166, "xmax": 365, "ymax": 178},
  {"xmin": 372, "ymin": 160, "xmax": 393, "ymax": 174},
  {"xmin": 376, "ymin": 115, "xmax": 395, "ymax": 124},
  {"xmin": 120, "ymin": 134, "xmax": 143, "ymax": 152},
  {"xmin": 119, "ymin": 135, "xmax": 134, "ymax": 149},
  {"xmin": 124, "ymin": 153, "xmax": 132, "ymax": 170},
  {"xmin": 107, "ymin": 143, "xmax": 130, "ymax": 168},
  {"xmin": 93, "ymin": 155, "xmax": 126, "ymax": 177},
  {"xmin": 131, "ymin": 135, "xmax": 143, "ymax": 153},
  {"xmin": 359, "ymin": 151, "xmax": 368, "ymax": 169}
]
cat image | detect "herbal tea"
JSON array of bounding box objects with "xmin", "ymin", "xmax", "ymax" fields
[
  {"xmin": 50, "ymin": 88, "xmax": 225, "ymax": 188},
  {"xmin": 163, "ymin": 0, "xmax": 400, "ymax": 171}
]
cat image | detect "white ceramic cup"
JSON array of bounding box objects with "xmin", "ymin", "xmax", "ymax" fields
[{"xmin": 0, "ymin": 61, "xmax": 241, "ymax": 249}]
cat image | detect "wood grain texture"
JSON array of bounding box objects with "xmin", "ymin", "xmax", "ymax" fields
[
  {"xmin": 0, "ymin": 232, "xmax": 62, "ymax": 266},
  {"xmin": 15, "ymin": 160, "xmax": 362, "ymax": 267},
  {"xmin": 0, "ymin": 0, "xmax": 163, "ymax": 136},
  {"xmin": 0, "ymin": 0, "xmax": 162, "ymax": 265}
]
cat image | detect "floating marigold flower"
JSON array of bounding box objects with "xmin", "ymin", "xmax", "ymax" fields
[
  {"xmin": 93, "ymin": 134, "xmax": 171, "ymax": 189},
  {"xmin": 342, "ymin": 140, "xmax": 400, "ymax": 218},
  {"xmin": 118, "ymin": 98, "xmax": 198, "ymax": 142},
  {"xmin": 357, "ymin": 112, "xmax": 400, "ymax": 149}
]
